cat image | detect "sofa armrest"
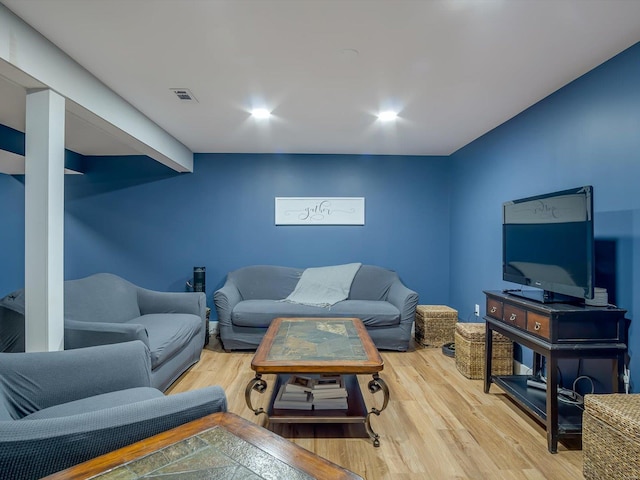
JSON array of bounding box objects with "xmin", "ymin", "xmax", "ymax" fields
[
  {"xmin": 0, "ymin": 386, "xmax": 227, "ymax": 480},
  {"xmin": 387, "ymin": 280, "xmax": 419, "ymax": 324},
  {"xmin": 0, "ymin": 341, "xmax": 152, "ymax": 418},
  {"xmin": 213, "ymin": 283, "xmax": 242, "ymax": 327},
  {"xmin": 65, "ymin": 319, "xmax": 150, "ymax": 350}
]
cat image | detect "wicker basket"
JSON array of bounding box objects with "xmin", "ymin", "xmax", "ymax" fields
[
  {"xmin": 583, "ymin": 394, "xmax": 640, "ymax": 480},
  {"xmin": 454, "ymin": 323, "xmax": 513, "ymax": 379},
  {"xmin": 414, "ymin": 305, "xmax": 458, "ymax": 347}
]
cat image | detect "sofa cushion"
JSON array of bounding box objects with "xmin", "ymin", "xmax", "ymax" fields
[
  {"xmin": 130, "ymin": 314, "xmax": 201, "ymax": 369},
  {"xmin": 232, "ymin": 299, "xmax": 399, "ymax": 328},
  {"xmin": 230, "ymin": 265, "xmax": 302, "ymax": 300},
  {"xmin": 328, "ymin": 300, "xmax": 400, "ymax": 327},
  {"xmin": 348, "ymin": 265, "xmax": 396, "ymax": 301},
  {"xmin": 232, "ymin": 300, "xmax": 325, "ymax": 327},
  {"xmin": 23, "ymin": 387, "xmax": 163, "ymax": 420}
]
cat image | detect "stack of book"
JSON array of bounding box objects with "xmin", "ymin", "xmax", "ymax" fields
[
  {"xmin": 273, "ymin": 376, "xmax": 313, "ymax": 410},
  {"xmin": 274, "ymin": 375, "xmax": 348, "ymax": 410},
  {"xmin": 311, "ymin": 375, "xmax": 348, "ymax": 410}
]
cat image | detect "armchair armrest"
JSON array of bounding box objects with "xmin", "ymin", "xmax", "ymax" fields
[
  {"xmin": 137, "ymin": 288, "xmax": 206, "ymax": 318},
  {"xmin": 0, "ymin": 386, "xmax": 227, "ymax": 480},
  {"xmin": 64, "ymin": 319, "xmax": 150, "ymax": 350},
  {"xmin": 387, "ymin": 281, "xmax": 419, "ymax": 324},
  {"xmin": 213, "ymin": 283, "xmax": 242, "ymax": 327},
  {"xmin": 0, "ymin": 341, "xmax": 152, "ymax": 418},
  {"xmin": 137, "ymin": 289, "xmax": 207, "ymax": 335}
]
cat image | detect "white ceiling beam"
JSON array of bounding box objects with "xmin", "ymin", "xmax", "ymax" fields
[{"xmin": 0, "ymin": 3, "xmax": 193, "ymax": 172}]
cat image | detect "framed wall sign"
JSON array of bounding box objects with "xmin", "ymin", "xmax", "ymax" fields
[{"xmin": 275, "ymin": 197, "xmax": 365, "ymax": 225}]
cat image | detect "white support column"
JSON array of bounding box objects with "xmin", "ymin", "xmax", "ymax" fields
[{"xmin": 24, "ymin": 89, "xmax": 65, "ymax": 352}]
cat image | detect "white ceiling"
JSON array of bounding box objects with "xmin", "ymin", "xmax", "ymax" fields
[{"xmin": 1, "ymin": 0, "xmax": 640, "ymax": 159}]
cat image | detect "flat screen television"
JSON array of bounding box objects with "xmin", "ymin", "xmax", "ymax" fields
[{"xmin": 502, "ymin": 186, "xmax": 594, "ymax": 303}]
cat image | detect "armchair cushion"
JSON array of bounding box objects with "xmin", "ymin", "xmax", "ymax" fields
[{"xmin": 133, "ymin": 313, "xmax": 201, "ymax": 368}]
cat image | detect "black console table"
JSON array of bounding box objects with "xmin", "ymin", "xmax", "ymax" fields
[{"xmin": 483, "ymin": 290, "xmax": 627, "ymax": 453}]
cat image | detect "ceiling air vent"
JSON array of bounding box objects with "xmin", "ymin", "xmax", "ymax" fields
[{"xmin": 170, "ymin": 88, "xmax": 198, "ymax": 102}]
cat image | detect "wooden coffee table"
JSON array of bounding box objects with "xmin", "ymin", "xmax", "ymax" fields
[
  {"xmin": 246, "ymin": 317, "xmax": 389, "ymax": 446},
  {"xmin": 43, "ymin": 412, "xmax": 362, "ymax": 479}
]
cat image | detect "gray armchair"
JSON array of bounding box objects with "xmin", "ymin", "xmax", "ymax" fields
[
  {"xmin": 0, "ymin": 340, "xmax": 227, "ymax": 480},
  {"xmin": 0, "ymin": 272, "xmax": 207, "ymax": 391}
]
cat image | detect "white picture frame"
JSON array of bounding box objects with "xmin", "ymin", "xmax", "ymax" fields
[{"xmin": 275, "ymin": 197, "xmax": 365, "ymax": 225}]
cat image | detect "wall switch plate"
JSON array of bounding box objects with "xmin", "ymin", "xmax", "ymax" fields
[{"xmin": 474, "ymin": 304, "xmax": 480, "ymax": 316}]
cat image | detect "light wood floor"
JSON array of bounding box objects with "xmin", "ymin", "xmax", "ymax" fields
[{"xmin": 167, "ymin": 336, "xmax": 584, "ymax": 480}]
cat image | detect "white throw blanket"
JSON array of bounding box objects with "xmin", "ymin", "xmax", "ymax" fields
[{"xmin": 283, "ymin": 263, "xmax": 362, "ymax": 307}]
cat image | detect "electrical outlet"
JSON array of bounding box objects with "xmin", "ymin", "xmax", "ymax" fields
[
  {"xmin": 624, "ymin": 366, "xmax": 630, "ymax": 394},
  {"xmin": 474, "ymin": 304, "xmax": 480, "ymax": 317}
]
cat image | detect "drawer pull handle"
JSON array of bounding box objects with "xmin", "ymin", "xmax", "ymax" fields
[
  {"xmin": 490, "ymin": 306, "xmax": 497, "ymax": 314},
  {"xmin": 509, "ymin": 313, "xmax": 517, "ymax": 322},
  {"xmin": 534, "ymin": 322, "xmax": 541, "ymax": 331}
]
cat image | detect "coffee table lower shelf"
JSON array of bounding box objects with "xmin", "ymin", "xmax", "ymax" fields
[
  {"xmin": 269, "ymin": 374, "xmax": 367, "ymax": 423},
  {"xmin": 246, "ymin": 373, "xmax": 388, "ymax": 446}
]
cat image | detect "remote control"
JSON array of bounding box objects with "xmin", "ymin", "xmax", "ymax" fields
[{"xmin": 526, "ymin": 377, "xmax": 547, "ymax": 391}]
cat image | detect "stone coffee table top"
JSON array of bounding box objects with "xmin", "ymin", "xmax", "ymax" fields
[{"xmin": 252, "ymin": 317, "xmax": 383, "ymax": 374}]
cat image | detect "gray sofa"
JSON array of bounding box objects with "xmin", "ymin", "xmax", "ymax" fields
[
  {"xmin": 214, "ymin": 264, "xmax": 418, "ymax": 351},
  {"xmin": 0, "ymin": 273, "xmax": 207, "ymax": 391},
  {"xmin": 0, "ymin": 340, "xmax": 227, "ymax": 480}
]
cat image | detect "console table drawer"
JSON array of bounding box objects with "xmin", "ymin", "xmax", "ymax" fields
[
  {"xmin": 486, "ymin": 298, "xmax": 503, "ymax": 320},
  {"xmin": 527, "ymin": 311, "xmax": 550, "ymax": 339},
  {"xmin": 503, "ymin": 304, "xmax": 526, "ymax": 329}
]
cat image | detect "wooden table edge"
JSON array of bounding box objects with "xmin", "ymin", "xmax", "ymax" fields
[{"xmin": 43, "ymin": 412, "xmax": 363, "ymax": 480}]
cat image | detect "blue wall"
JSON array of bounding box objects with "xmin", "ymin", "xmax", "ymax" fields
[
  {"xmin": 63, "ymin": 153, "xmax": 451, "ymax": 308},
  {"xmin": 0, "ymin": 174, "xmax": 25, "ymax": 295},
  {"xmin": 449, "ymin": 42, "xmax": 640, "ymax": 390}
]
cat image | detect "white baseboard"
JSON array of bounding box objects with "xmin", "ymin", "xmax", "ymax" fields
[{"xmin": 209, "ymin": 320, "xmax": 219, "ymax": 337}]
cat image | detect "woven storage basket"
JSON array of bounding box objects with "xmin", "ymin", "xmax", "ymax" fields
[
  {"xmin": 583, "ymin": 394, "xmax": 640, "ymax": 480},
  {"xmin": 414, "ymin": 305, "xmax": 458, "ymax": 347},
  {"xmin": 454, "ymin": 323, "xmax": 513, "ymax": 379}
]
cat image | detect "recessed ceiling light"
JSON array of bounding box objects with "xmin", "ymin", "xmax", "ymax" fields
[
  {"xmin": 251, "ymin": 108, "xmax": 271, "ymax": 119},
  {"xmin": 378, "ymin": 111, "xmax": 398, "ymax": 121}
]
